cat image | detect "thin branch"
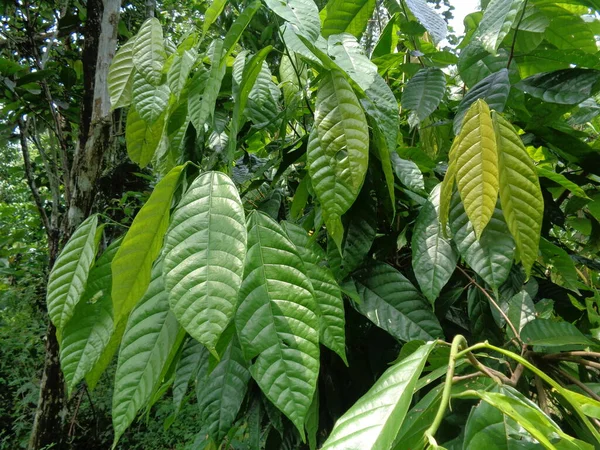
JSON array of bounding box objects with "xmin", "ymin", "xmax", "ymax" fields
[
  {"xmin": 554, "ymin": 367, "xmax": 600, "ymax": 402},
  {"xmin": 506, "ymin": 0, "xmax": 528, "ymax": 69},
  {"xmin": 535, "ymin": 375, "xmax": 550, "ymax": 415}
]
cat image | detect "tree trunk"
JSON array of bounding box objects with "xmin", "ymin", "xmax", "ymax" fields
[{"xmin": 28, "ymin": 0, "xmax": 121, "ymax": 448}]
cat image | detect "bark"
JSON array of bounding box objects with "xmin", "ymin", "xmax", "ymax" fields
[{"xmin": 28, "ymin": 0, "xmax": 121, "ymax": 448}]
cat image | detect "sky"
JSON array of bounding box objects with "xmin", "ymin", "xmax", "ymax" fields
[{"xmin": 448, "ymin": 0, "xmax": 481, "ymax": 36}]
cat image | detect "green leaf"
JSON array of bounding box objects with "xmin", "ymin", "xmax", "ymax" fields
[
  {"xmin": 506, "ymin": 291, "xmax": 536, "ymax": 338},
  {"xmin": 449, "ymin": 193, "xmax": 515, "ymax": 290},
  {"xmin": 393, "ymin": 386, "xmax": 443, "ymax": 450},
  {"xmin": 190, "ymin": 40, "xmax": 226, "ymax": 132},
  {"xmin": 320, "ymin": 341, "xmax": 435, "ymax": 450},
  {"xmin": 516, "ymin": 69, "xmax": 600, "ymax": 105},
  {"xmin": 223, "ymin": 1, "xmax": 262, "ymax": 58},
  {"xmin": 455, "ymin": 99, "xmax": 499, "ymax": 239},
  {"xmin": 112, "ymin": 260, "xmax": 181, "ymax": 447},
  {"xmin": 327, "ymin": 33, "xmax": 377, "ymax": 91},
  {"xmin": 203, "ymin": 0, "xmax": 227, "ymax": 37},
  {"xmin": 404, "ymin": 0, "xmax": 448, "ymax": 43},
  {"xmin": 401, "ymin": 68, "xmax": 446, "ymax": 127},
  {"xmin": 322, "ymin": 0, "xmax": 376, "ymax": 39},
  {"xmin": 537, "ymin": 167, "xmax": 589, "ymax": 199},
  {"xmin": 132, "ymin": 72, "xmax": 170, "ymax": 125},
  {"xmin": 163, "ymin": 171, "xmax": 246, "ymax": 357},
  {"xmin": 282, "ymin": 221, "xmax": 347, "ymax": 364},
  {"xmin": 475, "ymin": 0, "xmax": 524, "ymax": 54},
  {"xmin": 85, "ymin": 317, "xmax": 127, "ymax": 391},
  {"xmin": 167, "ymin": 49, "xmax": 196, "ymax": 97},
  {"xmin": 541, "ymin": 5, "xmax": 597, "ymax": 54},
  {"xmin": 353, "ymin": 262, "xmax": 444, "ymax": 341},
  {"xmin": 521, "ymin": 319, "xmax": 597, "ymax": 348},
  {"xmin": 263, "ymin": 0, "xmax": 320, "ymax": 41},
  {"xmin": 453, "ymin": 69, "xmax": 510, "ymax": 135},
  {"xmin": 306, "ymin": 389, "xmax": 319, "ymax": 450},
  {"xmin": 235, "ymin": 211, "xmax": 320, "ymax": 438},
  {"xmin": 539, "ymin": 238, "xmax": 585, "ymax": 293},
  {"xmin": 125, "ymin": 107, "xmax": 165, "ymax": 168},
  {"xmin": 391, "ymin": 152, "xmax": 424, "ymax": 192},
  {"xmin": 458, "ymin": 43, "xmax": 516, "ymax": 88},
  {"xmin": 187, "ymin": 66, "xmax": 209, "ymax": 132},
  {"xmin": 308, "ymin": 70, "xmax": 369, "ymax": 250},
  {"xmin": 516, "ymin": 49, "xmax": 600, "ymax": 79},
  {"xmin": 439, "ymin": 140, "xmax": 458, "ymax": 232},
  {"xmin": 361, "ymin": 74, "xmax": 399, "ymax": 159},
  {"xmin": 197, "ymin": 337, "xmax": 251, "ymax": 443},
  {"xmin": 60, "ymin": 238, "xmax": 121, "ymax": 395},
  {"xmin": 111, "ymin": 165, "xmax": 185, "ymax": 327},
  {"xmin": 132, "ymin": 18, "xmax": 166, "ymax": 86},
  {"xmin": 47, "ymin": 215, "xmax": 98, "ymax": 332},
  {"xmin": 412, "ymin": 184, "xmax": 458, "ymax": 304},
  {"xmin": 108, "ymin": 40, "xmax": 135, "ymax": 110},
  {"xmin": 493, "ymin": 112, "xmax": 543, "ymax": 277},
  {"xmin": 173, "ymin": 337, "xmax": 209, "ymax": 413}
]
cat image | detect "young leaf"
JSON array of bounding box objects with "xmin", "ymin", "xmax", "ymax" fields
[
  {"xmin": 112, "ymin": 260, "xmax": 181, "ymax": 447},
  {"xmin": 412, "ymin": 184, "xmax": 459, "ymax": 304},
  {"xmin": 111, "ymin": 165, "xmax": 185, "ymax": 327},
  {"xmin": 352, "ymin": 262, "xmax": 444, "ymax": 341},
  {"xmin": 197, "ymin": 337, "xmax": 251, "ymax": 443},
  {"xmin": 455, "ymin": 99, "xmax": 499, "ymax": 239},
  {"xmin": 167, "ymin": 49, "xmax": 196, "ymax": 97},
  {"xmin": 108, "ymin": 40, "xmax": 135, "ymax": 110},
  {"xmin": 47, "ymin": 214, "xmax": 98, "ymax": 332},
  {"xmin": 475, "ymin": 0, "xmax": 524, "ymax": 54},
  {"xmin": 125, "ymin": 107, "xmax": 165, "ymax": 167},
  {"xmin": 449, "ymin": 193, "xmax": 515, "ymax": 290},
  {"xmin": 202, "ymin": 0, "xmax": 227, "ymax": 37},
  {"xmin": 60, "ymin": 238, "xmax": 121, "ymax": 395},
  {"xmin": 404, "ymin": 0, "xmax": 448, "ymax": 43},
  {"xmin": 163, "ymin": 171, "xmax": 247, "ymax": 357},
  {"xmin": 308, "ymin": 70, "xmax": 369, "ymax": 250},
  {"xmin": 322, "ymin": 0, "xmax": 376, "ymax": 39},
  {"xmin": 493, "ymin": 112, "xmax": 543, "ymax": 277},
  {"xmin": 235, "ymin": 211, "xmax": 320, "ymax": 438},
  {"xmin": 320, "ymin": 342, "xmax": 436, "ymax": 450},
  {"xmin": 401, "ymin": 68, "xmax": 446, "ymax": 127},
  {"xmin": 282, "ymin": 221, "xmax": 347, "ymax": 364},
  {"xmin": 132, "ymin": 18, "xmax": 166, "ymax": 86}
]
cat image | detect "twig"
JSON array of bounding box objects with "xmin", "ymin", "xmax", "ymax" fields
[
  {"xmin": 506, "ymin": 0, "xmax": 529, "ymax": 69},
  {"xmin": 68, "ymin": 387, "xmax": 85, "ymax": 439},
  {"xmin": 554, "ymin": 367, "xmax": 600, "ymax": 402},
  {"xmin": 535, "ymin": 375, "xmax": 550, "ymax": 415}
]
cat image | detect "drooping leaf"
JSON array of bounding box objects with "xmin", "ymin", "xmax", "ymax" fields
[
  {"xmin": 47, "ymin": 215, "xmax": 98, "ymax": 332},
  {"xmin": 203, "ymin": 0, "xmax": 227, "ymax": 37},
  {"xmin": 163, "ymin": 171, "xmax": 246, "ymax": 357},
  {"xmin": 352, "ymin": 262, "xmax": 444, "ymax": 341},
  {"xmin": 538, "ymin": 238, "xmax": 585, "ymax": 293},
  {"xmin": 308, "ymin": 70, "xmax": 369, "ymax": 250},
  {"xmin": 449, "ymin": 193, "xmax": 515, "ymax": 290},
  {"xmin": 327, "ymin": 33, "xmax": 377, "ymax": 91},
  {"xmin": 458, "ymin": 43, "xmax": 516, "ymax": 88},
  {"xmin": 505, "ymin": 291, "xmax": 536, "ymax": 338},
  {"xmin": 111, "ymin": 165, "xmax": 185, "ymax": 327},
  {"xmin": 475, "ymin": 0, "xmax": 524, "ymax": 54},
  {"xmin": 455, "ymin": 99, "xmax": 499, "ymax": 239},
  {"xmin": 132, "ymin": 72, "xmax": 170, "ymax": 125},
  {"xmin": 197, "ymin": 337, "xmax": 251, "ymax": 443},
  {"xmin": 537, "ymin": 167, "xmax": 589, "ymax": 199},
  {"xmin": 391, "ymin": 152, "xmax": 424, "ymax": 192},
  {"xmin": 85, "ymin": 317, "xmax": 127, "ymax": 391},
  {"xmin": 493, "ymin": 112, "xmax": 543, "ymax": 277},
  {"xmin": 60, "ymin": 238, "xmax": 121, "ymax": 395},
  {"xmin": 453, "ymin": 69, "xmax": 510, "ymax": 135},
  {"xmin": 401, "ymin": 68, "xmax": 446, "ymax": 127},
  {"xmin": 263, "ymin": 0, "xmax": 320, "ymax": 41},
  {"xmin": 320, "ymin": 342, "xmax": 435, "ymax": 450},
  {"xmin": 306, "ymin": 389, "xmax": 319, "ymax": 450},
  {"xmin": 125, "ymin": 107, "xmax": 165, "ymax": 168},
  {"xmin": 132, "ymin": 18, "xmax": 166, "ymax": 86},
  {"xmin": 282, "ymin": 221, "xmax": 347, "ymax": 364},
  {"xmin": 112, "ymin": 260, "xmax": 181, "ymax": 447},
  {"xmin": 516, "ymin": 69, "xmax": 600, "ymax": 105},
  {"xmin": 172, "ymin": 338, "xmax": 209, "ymax": 413},
  {"xmin": 404, "ymin": 0, "xmax": 448, "ymax": 43},
  {"xmin": 541, "ymin": 5, "xmax": 597, "ymax": 54},
  {"xmin": 222, "ymin": 1, "xmax": 262, "ymax": 58},
  {"xmin": 393, "ymin": 386, "xmax": 443, "ymax": 450},
  {"xmin": 322, "ymin": 0, "xmax": 376, "ymax": 39},
  {"xmin": 361, "ymin": 74, "xmax": 399, "ymax": 161},
  {"xmin": 412, "ymin": 184, "xmax": 458, "ymax": 304},
  {"xmin": 108, "ymin": 40, "xmax": 135, "ymax": 110},
  {"xmin": 167, "ymin": 49, "xmax": 196, "ymax": 97},
  {"xmin": 235, "ymin": 211, "xmax": 320, "ymax": 437}
]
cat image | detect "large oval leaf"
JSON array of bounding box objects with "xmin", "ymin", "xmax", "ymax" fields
[
  {"xmin": 412, "ymin": 184, "xmax": 458, "ymax": 304},
  {"xmin": 132, "ymin": 71, "xmax": 170, "ymax": 125},
  {"xmin": 167, "ymin": 49, "xmax": 196, "ymax": 98},
  {"xmin": 263, "ymin": 0, "xmax": 320, "ymax": 41},
  {"xmin": 197, "ymin": 337, "xmax": 251, "ymax": 443},
  {"xmin": 516, "ymin": 69, "xmax": 600, "ymax": 105},
  {"xmin": 111, "ymin": 165, "xmax": 185, "ymax": 327},
  {"xmin": 449, "ymin": 193, "xmax": 515, "ymax": 290},
  {"xmin": 282, "ymin": 221, "xmax": 347, "ymax": 364},
  {"xmin": 352, "ymin": 262, "xmax": 444, "ymax": 341},
  {"xmin": 235, "ymin": 211, "xmax": 319, "ymax": 437},
  {"xmin": 401, "ymin": 68, "xmax": 446, "ymax": 127},
  {"xmin": 405, "ymin": 0, "xmax": 447, "ymax": 43},
  {"xmin": 47, "ymin": 214, "xmax": 98, "ymax": 331},
  {"xmin": 125, "ymin": 107, "xmax": 165, "ymax": 168},
  {"xmin": 493, "ymin": 112, "xmax": 543, "ymax": 277},
  {"xmin": 132, "ymin": 18, "xmax": 166, "ymax": 86},
  {"xmin": 112, "ymin": 260, "xmax": 181, "ymax": 446},
  {"xmin": 308, "ymin": 70, "xmax": 369, "ymax": 249},
  {"xmin": 521, "ymin": 319, "xmax": 597, "ymax": 348},
  {"xmin": 320, "ymin": 342, "xmax": 435, "ymax": 450},
  {"xmin": 60, "ymin": 238, "xmax": 121, "ymax": 395},
  {"xmin": 163, "ymin": 171, "xmax": 246, "ymax": 357},
  {"xmin": 475, "ymin": 0, "xmax": 524, "ymax": 54},
  {"xmin": 322, "ymin": 0, "xmax": 376, "ymax": 39},
  {"xmin": 108, "ymin": 40, "xmax": 135, "ymax": 110},
  {"xmin": 327, "ymin": 33, "xmax": 377, "ymax": 91},
  {"xmin": 455, "ymin": 99, "xmax": 499, "ymax": 239}
]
